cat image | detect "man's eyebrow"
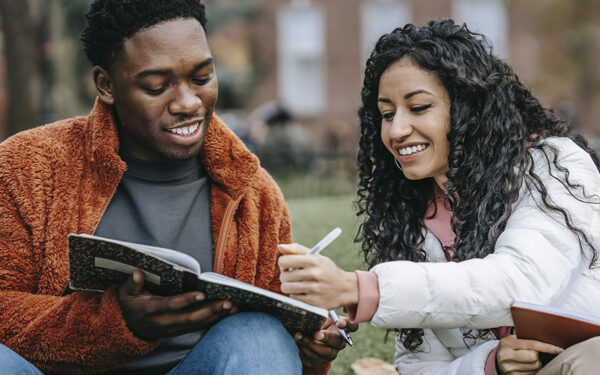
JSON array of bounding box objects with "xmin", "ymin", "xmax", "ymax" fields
[
  {"xmin": 191, "ymin": 58, "xmax": 213, "ymax": 73},
  {"xmin": 404, "ymin": 89, "xmax": 433, "ymax": 99},
  {"xmin": 135, "ymin": 58, "xmax": 214, "ymax": 79}
]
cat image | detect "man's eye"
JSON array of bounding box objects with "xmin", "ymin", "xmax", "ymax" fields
[
  {"xmin": 411, "ymin": 104, "xmax": 432, "ymax": 112},
  {"xmin": 192, "ymin": 77, "xmax": 210, "ymax": 85},
  {"xmin": 144, "ymin": 86, "xmax": 168, "ymax": 95}
]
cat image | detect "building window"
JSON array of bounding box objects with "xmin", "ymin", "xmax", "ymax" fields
[
  {"xmin": 277, "ymin": 3, "xmax": 325, "ymax": 116},
  {"xmin": 453, "ymin": 0, "xmax": 508, "ymax": 58},
  {"xmin": 361, "ymin": 1, "xmax": 411, "ymax": 64}
]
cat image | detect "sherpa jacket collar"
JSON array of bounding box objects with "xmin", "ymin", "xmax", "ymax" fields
[{"xmin": 85, "ymin": 98, "xmax": 260, "ymax": 199}]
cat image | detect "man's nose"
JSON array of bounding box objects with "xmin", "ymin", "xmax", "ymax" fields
[{"xmin": 169, "ymin": 84, "xmax": 202, "ymax": 115}]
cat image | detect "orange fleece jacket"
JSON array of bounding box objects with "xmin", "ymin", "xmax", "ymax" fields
[{"xmin": 0, "ymin": 99, "xmax": 330, "ymax": 375}]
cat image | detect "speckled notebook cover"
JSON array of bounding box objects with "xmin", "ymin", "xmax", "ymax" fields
[{"xmin": 68, "ymin": 233, "xmax": 328, "ymax": 334}]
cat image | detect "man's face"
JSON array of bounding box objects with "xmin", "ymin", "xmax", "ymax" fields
[{"xmin": 109, "ymin": 18, "xmax": 218, "ymax": 162}]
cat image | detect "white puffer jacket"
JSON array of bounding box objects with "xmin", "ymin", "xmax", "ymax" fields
[{"xmin": 368, "ymin": 137, "xmax": 600, "ymax": 374}]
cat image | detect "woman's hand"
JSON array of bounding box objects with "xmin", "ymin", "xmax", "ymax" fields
[
  {"xmin": 278, "ymin": 243, "xmax": 359, "ymax": 310},
  {"xmin": 496, "ymin": 334, "xmax": 563, "ymax": 375}
]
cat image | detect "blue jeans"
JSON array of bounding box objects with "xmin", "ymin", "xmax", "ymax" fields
[
  {"xmin": 1, "ymin": 312, "xmax": 302, "ymax": 375},
  {"xmin": 0, "ymin": 343, "xmax": 43, "ymax": 375},
  {"xmin": 167, "ymin": 312, "xmax": 302, "ymax": 374}
]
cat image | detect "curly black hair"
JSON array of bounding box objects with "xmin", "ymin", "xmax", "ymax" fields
[
  {"xmin": 81, "ymin": 0, "xmax": 207, "ymax": 71},
  {"xmin": 356, "ymin": 19, "xmax": 600, "ymax": 351}
]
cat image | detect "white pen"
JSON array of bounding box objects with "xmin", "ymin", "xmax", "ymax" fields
[
  {"xmin": 288, "ymin": 227, "xmax": 341, "ymax": 271},
  {"xmin": 329, "ymin": 310, "xmax": 353, "ymax": 347},
  {"xmin": 307, "ymin": 227, "xmax": 353, "ymax": 347},
  {"xmin": 308, "ymin": 227, "xmax": 342, "ymax": 254}
]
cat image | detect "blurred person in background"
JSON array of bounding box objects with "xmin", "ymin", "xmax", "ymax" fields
[
  {"xmin": 278, "ymin": 19, "xmax": 600, "ymax": 375},
  {"xmin": 257, "ymin": 105, "xmax": 314, "ymax": 175},
  {"xmin": 0, "ymin": 0, "xmax": 355, "ymax": 374}
]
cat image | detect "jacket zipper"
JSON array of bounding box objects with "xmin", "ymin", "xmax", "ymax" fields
[
  {"xmin": 63, "ymin": 176, "xmax": 119, "ymax": 296},
  {"xmin": 92, "ymin": 180, "xmax": 120, "ymax": 234},
  {"xmin": 213, "ymin": 193, "xmax": 244, "ymax": 274}
]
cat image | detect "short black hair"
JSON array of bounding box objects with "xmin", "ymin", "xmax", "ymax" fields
[{"xmin": 81, "ymin": 0, "xmax": 207, "ymax": 71}]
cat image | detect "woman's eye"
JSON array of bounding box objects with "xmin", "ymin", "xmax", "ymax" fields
[
  {"xmin": 411, "ymin": 104, "xmax": 432, "ymax": 112},
  {"xmin": 382, "ymin": 112, "xmax": 395, "ymax": 120}
]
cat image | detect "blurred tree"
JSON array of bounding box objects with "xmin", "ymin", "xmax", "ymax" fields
[
  {"xmin": 205, "ymin": 0, "xmax": 260, "ymax": 110},
  {"xmin": 0, "ymin": 0, "xmax": 40, "ymax": 136},
  {"xmin": 0, "ymin": 0, "xmax": 92, "ymax": 138},
  {"xmin": 52, "ymin": 0, "xmax": 96, "ymax": 118},
  {"xmin": 510, "ymin": 0, "xmax": 600, "ymax": 132}
]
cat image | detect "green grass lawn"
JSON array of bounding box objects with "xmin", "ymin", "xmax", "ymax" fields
[{"xmin": 286, "ymin": 194, "xmax": 395, "ymax": 375}]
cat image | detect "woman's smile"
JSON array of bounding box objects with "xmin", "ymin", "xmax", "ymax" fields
[{"xmin": 378, "ymin": 58, "xmax": 451, "ymax": 188}]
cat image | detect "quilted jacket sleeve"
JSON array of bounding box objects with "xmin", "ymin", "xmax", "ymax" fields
[
  {"xmin": 370, "ymin": 138, "xmax": 600, "ymax": 331},
  {"xmin": 394, "ymin": 329, "xmax": 498, "ymax": 375}
]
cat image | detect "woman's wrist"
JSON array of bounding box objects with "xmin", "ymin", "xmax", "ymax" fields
[{"xmin": 340, "ymin": 271, "xmax": 359, "ymax": 306}]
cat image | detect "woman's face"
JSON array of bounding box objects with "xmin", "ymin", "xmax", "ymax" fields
[{"xmin": 378, "ymin": 58, "xmax": 451, "ymax": 188}]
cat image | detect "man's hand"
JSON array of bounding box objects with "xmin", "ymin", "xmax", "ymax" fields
[
  {"xmin": 296, "ymin": 316, "xmax": 359, "ymax": 368},
  {"xmin": 497, "ymin": 334, "xmax": 563, "ymax": 375},
  {"xmin": 118, "ymin": 270, "xmax": 237, "ymax": 340}
]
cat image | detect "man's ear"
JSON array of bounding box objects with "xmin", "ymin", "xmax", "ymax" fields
[{"xmin": 93, "ymin": 66, "xmax": 115, "ymax": 105}]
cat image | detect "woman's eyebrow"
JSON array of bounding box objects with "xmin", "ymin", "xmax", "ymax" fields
[{"xmin": 404, "ymin": 89, "xmax": 434, "ymax": 99}]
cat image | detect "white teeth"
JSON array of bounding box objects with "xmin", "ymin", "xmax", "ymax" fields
[
  {"xmin": 167, "ymin": 123, "xmax": 199, "ymax": 136},
  {"xmin": 398, "ymin": 144, "xmax": 428, "ymax": 156}
]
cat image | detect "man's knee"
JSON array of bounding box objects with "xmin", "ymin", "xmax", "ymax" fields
[
  {"xmin": 217, "ymin": 311, "xmax": 285, "ymax": 332},
  {"xmin": 176, "ymin": 312, "xmax": 302, "ymax": 374},
  {"xmin": 0, "ymin": 344, "xmax": 43, "ymax": 375},
  {"xmin": 210, "ymin": 311, "xmax": 296, "ymax": 349}
]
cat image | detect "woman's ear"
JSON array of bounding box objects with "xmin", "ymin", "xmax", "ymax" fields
[{"xmin": 92, "ymin": 66, "xmax": 115, "ymax": 105}]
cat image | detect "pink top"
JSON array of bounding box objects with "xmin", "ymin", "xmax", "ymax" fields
[
  {"xmin": 345, "ymin": 186, "xmax": 508, "ymax": 374},
  {"xmin": 423, "ymin": 186, "xmax": 456, "ymax": 261}
]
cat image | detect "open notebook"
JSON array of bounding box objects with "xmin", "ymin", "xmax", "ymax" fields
[{"xmin": 68, "ymin": 233, "xmax": 328, "ymax": 334}]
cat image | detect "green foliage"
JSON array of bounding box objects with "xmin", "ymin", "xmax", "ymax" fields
[
  {"xmin": 287, "ymin": 195, "xmax": 396, "ymax": 374},
  {"xmin": 509, "ymin": 0, "xmax": 600, "ymax": 129}
]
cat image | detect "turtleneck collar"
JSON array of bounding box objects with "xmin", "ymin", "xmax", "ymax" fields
[{"xmin": 120, "ymin": 151, "xmax": 205, "ymax": 183}]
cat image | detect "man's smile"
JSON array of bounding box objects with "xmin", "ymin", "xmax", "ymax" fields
[{"xmin": 165, "ymin": 119, "xmax": 203, "ymax": 136}]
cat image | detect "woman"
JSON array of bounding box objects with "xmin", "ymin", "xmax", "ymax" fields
[{"xmin": 279, "ymin": 19, "xmax": 600, "ymax": 374}]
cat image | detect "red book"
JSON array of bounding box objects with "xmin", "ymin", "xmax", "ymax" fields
[{"xmin": 511, "ymin": 301, "xmax": 600, "ymax": 349}]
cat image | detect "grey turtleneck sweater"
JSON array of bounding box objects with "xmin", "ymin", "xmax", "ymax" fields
[{"xmin": 96, "ymin": 151, "xmax": 213, "ymax": 374}]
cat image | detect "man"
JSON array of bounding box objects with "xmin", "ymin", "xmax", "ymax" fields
[{"xmin": 0, "ymin": 1, "xmax": 354, "ymax": 374}]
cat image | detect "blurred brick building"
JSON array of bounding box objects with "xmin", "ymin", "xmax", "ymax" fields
[
  {"xmin": 241, "ymin": 0, "xmax": 600, "ymax": 159},
  {"xmin": 0, "ymin": 0, "xmax": 599, "ymax": 153}
]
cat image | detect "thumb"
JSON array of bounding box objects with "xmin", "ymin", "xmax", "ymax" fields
[{"xmin": 120, "ymin": 269, "xmax": 145, "ymax": 296}]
